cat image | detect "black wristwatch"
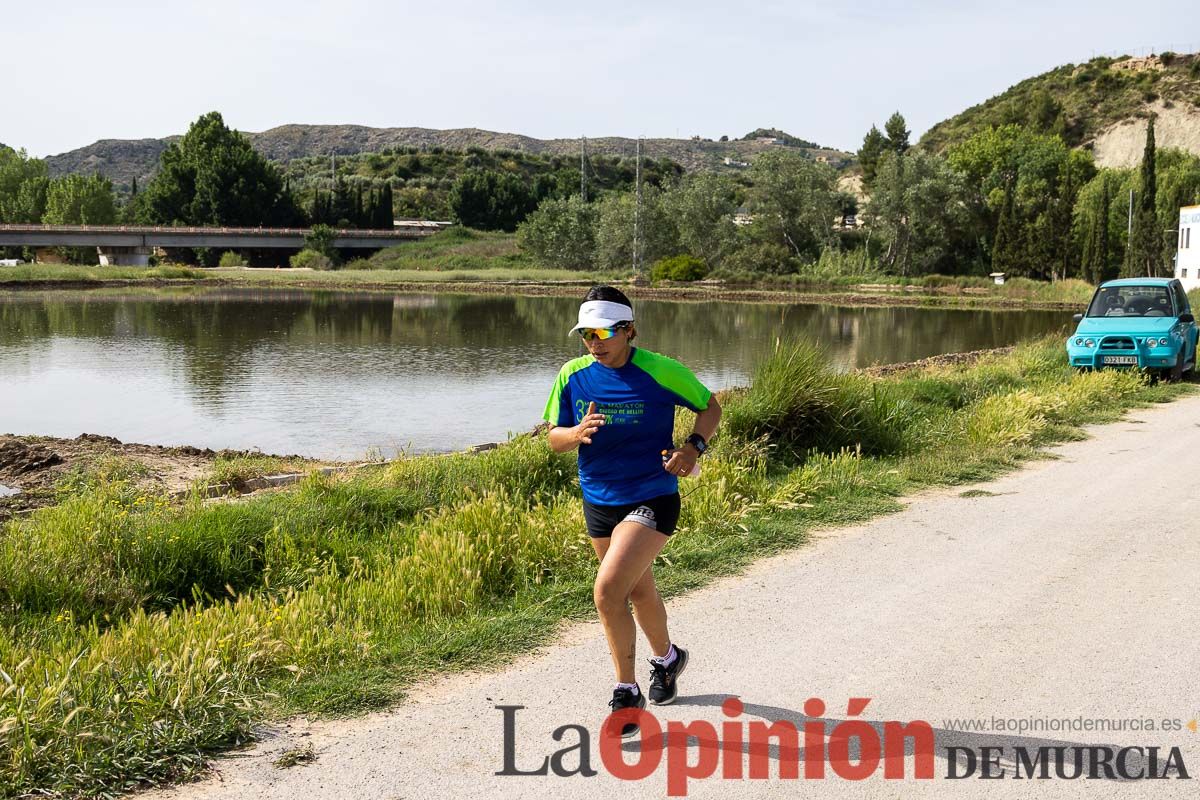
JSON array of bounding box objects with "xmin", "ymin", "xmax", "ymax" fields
[{"xmin": 684, "ymin": 433, "xmax": 708, "ymax": 457}]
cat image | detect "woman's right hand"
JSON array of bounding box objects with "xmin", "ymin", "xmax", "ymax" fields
[{"xmin": 575, "ymin": 401, "xmax": 605, "ymax": 445}]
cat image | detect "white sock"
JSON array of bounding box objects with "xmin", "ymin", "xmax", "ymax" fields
[
  {"xmin": 616, "ymin": 682, "xmax": 639, "ymax": 695},
  {"xmin": 651, "ymin": 643, "xmax": 677, "ymax": 668}
]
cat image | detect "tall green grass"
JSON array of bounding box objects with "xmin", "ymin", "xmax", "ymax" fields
[
  {"xmin": 722, "ymin": 342, "xmax": 911, "ymax": 460},
  {"xmin": 0, "ymin": 264, "xmax": 206, "ymax": 283},
  {"xmin": 0, "ymin": 338, "xmax": 1192, "ymax": 797},
  {"xmin": 210, "ymin": 266, "xmax": 618, "ymax": 284},
  {"xmin": 357, "ymin": 227, "xmax": 528, "ymax": 271}
]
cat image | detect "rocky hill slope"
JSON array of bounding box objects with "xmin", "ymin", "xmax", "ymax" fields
[
  {"xmin": 920, "ymin": 52, "xmax": 1200, "ymax": 167},
  {"xmin": 45, "ymin": 125, "xmax": 850, "ymax": 190}
]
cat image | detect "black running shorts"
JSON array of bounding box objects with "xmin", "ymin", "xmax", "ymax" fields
[{"xmin": 582, "ymin": 492, "xmax": 681, "ymax": 538}]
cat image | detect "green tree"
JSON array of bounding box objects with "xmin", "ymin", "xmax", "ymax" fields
[
  {"xmin": 0, "ymin": 145, "xmax": 49, "ymax": 223},
  {"xmin": 136, "ymin": 111, "xmax": 299, "ymax": 228},
  {"xmin": 651, "ymin": 254, "xmax": 708, "ymax": 282},
  {"xmin": 1073, "ymin": 168, "xmax": 1131, "ymax": 284},
  {"xmin": 857, "ymin": 125, "xmax": 886, "ymax": 189},
  {"xmin": 991, "ymin": 173, "xmax": 1023, "ymax": 277},
  {"xmin": 594, "ymin": 185, "xmax": 679, "ymax": 271},
  {"xmin": 1078, "ymin": 175, "xmax": 1113, "ymax": 284},
  {"xmin": 1155, "ymin": 148, "xmax": 1200, "ymax": 267},
  {"xmin": 883, "ymin": 112, "xmax": 910, "ymax": 154},
  {"xmin": 660, "ymin": 173, "xmax": 740, "ymax": 267},
  {"xmin": 1026, "ymin": 89, "xmax": 1065, "ymax": 135},
  {"xmin": 1036, "ymin": 151, "xmax": 1089, "ymax": 280},
  {"xmin": 747, "ymin": 150, "xmax": 838, "ymax": 261},
  {"xmin": 376, "ymin": 182, "xmax": 395, "ymax": 228},
  {"xmin": 44, "ymin": 174, "xmax": 117, "ymax": 226},
  {"xmin": 949, "ymin": 125, "xmax": 1094, "ymax": 278},
  {"xmin": 517, "ymin": 195, "xmax": 597, "ymax": 269},
  {"xmin": 1123, "ymin": 117, "xmax": 1160, "ymax": 277},
  {"xmin": 42, "ymin": 173, "xmax": 118, "ymax": 263},
  {"xmin": 864, "ymin": 150, "xmax": 974, "ymax": 275},
  {"xmin": 304, "ymin": 224, "xmax": 338, "ymax": 260},
  {"xmin": 448, "ymin": 169, "xmax": 538, "ymax": 231}
]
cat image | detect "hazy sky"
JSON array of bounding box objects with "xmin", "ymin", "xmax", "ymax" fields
[{"xmin": 7, "ymin": 0, "xmax": 1188, "ymax": 157}]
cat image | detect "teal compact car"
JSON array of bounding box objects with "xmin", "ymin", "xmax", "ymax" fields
[{"xmin": 1067, "ymin": 278, "xmax": 1198, "ymax": 380}]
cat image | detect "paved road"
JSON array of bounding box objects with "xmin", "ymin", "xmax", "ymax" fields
[{"xmin": 156, "ymin": 395, "xmax": 1200, "ymax": 798}]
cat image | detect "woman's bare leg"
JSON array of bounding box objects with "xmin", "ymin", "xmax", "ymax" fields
[
  {"xmin": 591, "ymin": 521, "xmax": 669, "ymax": 684},
  {"xmin": 591, "ymin": 536, "xmax": 671, "ymax": 659}
]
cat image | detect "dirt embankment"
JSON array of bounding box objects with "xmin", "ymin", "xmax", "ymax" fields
[
  {"xmin": 0, "ymin": 434, "xmax": 319, "ymax": 523},
  {"xmin": 858, "ymin": 346, "xmax": 1015, "ymax": 377},
  {"xmin": 1093, "ymin": 100, "xmax": 1200, "ymax": 169}
]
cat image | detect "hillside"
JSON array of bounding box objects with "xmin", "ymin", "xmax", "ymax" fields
[
  {"xmin": 285, "ymin": 147, "xmax": 687, "ymax": 220},
  {"xmin": 45, "ymin": 125, "xmax": 851, "ymax": 191},
  {"xmin": 920, "ymin": 52, "xmax": 1200, "ymax": 166}
]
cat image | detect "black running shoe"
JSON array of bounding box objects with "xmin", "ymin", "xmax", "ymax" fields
[
  {"xmin": 648, "ymin": 645, "xmax": 689, "ymax": 705},
  {"xmin": 607, "ymin": 686, "xmax": 647, "ymax": 738}
]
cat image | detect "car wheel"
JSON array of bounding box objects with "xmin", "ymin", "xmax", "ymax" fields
[
  {"xmin": 1169, "ymin": 349, "xmax": 1185, "ymax": 383},
  {"xmin": 1184, "ymin": 346, "xmax": 1196, "ymax": 378}
]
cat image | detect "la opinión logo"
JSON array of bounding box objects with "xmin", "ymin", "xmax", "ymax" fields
[
  {"xmin": 497, "ymin": 697, "xmax": 935, "ymax": 796},
  {"xmin": 497, "ymin": 697, "xmax": 1192, "ymax": 795}
]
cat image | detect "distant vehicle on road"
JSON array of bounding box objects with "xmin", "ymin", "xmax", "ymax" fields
[
  {"xmin": 1067, "ymin": 278, "xmax": 1197, "ymax": 380},
  {"xmin": 0, "ymin": 258, "xmax": 22, "ymax": 266}
]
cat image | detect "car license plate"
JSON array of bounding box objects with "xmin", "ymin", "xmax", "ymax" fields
[{"xmin": 1103, "ymin": 356, "xmax": 1138, "ymax": 365}]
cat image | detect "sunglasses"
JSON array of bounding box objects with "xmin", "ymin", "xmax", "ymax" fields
[{"xmin": 578, "ymin": 324, "xmax": 630, "ymax": 342}]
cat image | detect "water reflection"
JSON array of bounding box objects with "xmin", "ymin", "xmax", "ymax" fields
[{"xmin": 0, "ymin": 288, "xmax": 1071, "ymax": 458}]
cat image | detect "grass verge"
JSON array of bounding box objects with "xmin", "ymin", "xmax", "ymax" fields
[
  {"xmin": 351, "ymin": 227, "xmax": 528, "ymax": 271},
  {"xmin": 0, "ymin": 337, "xmax": 1195, "ymax": 797},
  {"xmin": 207, "ymin": 265, "xmax": 619, "ymax": 285},
  {"xmin": 0, "ymin": 264, "xmax": 206, "ymax": 283}
]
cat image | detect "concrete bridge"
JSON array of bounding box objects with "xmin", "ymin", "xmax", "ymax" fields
[{"xmin": 0, "ymin": 223, "xmax": 448, "ymax": 265}]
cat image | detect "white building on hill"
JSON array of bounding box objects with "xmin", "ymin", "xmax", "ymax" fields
[{"xmin": 1176, "ymin": 205, "xmax": 1200, "ymax": 292}]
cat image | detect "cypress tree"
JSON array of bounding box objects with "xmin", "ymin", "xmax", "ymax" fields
[
  {"xmin": 883, "ymin": 112, "xmax": 910, "ymax": 154},
  {"xmin": 858, "ymin": 125, "xmax": 886, "ymax": 189},
  {"xmin": 1081, "ymin": 212, "xmax": 1096, "ymax": 283},
  {"xmin": 1098, "ymin": 180, "xmax": 1113, "ymax": 282},
  {"xmin": 373, "ymin": 188, "xmax": 386, "ymax": 229},
  {"xmin": 1049, "ymin": 163, "xmax": 1075, "ymax": 281},
  {"xmin": 381, "ymin": 183, "xmax": 394, "ymax": 227},
  {"xmin": 992, "ymin": 172, "xmax": 1022, "ymax": 276},
  {"xmin": 1123, "ymin": 117, "xmax": 1160, "ymax": 277}
]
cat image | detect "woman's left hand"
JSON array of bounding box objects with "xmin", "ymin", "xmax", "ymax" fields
[{"xmin": 662, "ymin": 445, "xmax": 699, "ymax": 477}]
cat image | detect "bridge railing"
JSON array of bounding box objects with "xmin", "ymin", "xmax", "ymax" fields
[{"xmin": 0, "ymin": 223, "xmax": 442, "ymax": 237}]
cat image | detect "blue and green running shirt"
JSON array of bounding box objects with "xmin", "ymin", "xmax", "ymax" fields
[{"xmin": 543, "ymin": 347, "xmax": 712, "ymax": 506}]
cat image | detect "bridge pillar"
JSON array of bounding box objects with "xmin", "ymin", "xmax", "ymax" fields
[{"xmin": 97, "ymin": 246, "xmax": 152, "ymax": 266}]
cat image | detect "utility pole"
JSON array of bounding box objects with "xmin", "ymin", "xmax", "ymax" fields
[
  {"xmin": 580, "ymin": 137, "xmax": 588, "ymax": 203},
  {"xmin": 633, "ymin": 138, "xmax": 644, "ymax": 282},
  {"xmin": 1128, "ymin": 188, "xmax": 1134, "ymax": 235}
]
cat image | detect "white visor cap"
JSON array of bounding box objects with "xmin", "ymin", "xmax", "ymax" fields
[{"xmin": 569, "ymin": 300, "xmax": 634, "ymax": 335}]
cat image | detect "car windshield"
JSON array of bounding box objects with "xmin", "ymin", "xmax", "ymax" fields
[{"xmin": 1086, "ymin": 285, "xmax": 1174, "ymax": 318}]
